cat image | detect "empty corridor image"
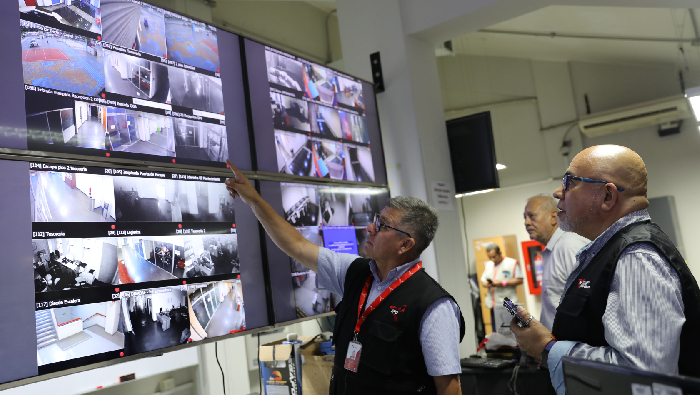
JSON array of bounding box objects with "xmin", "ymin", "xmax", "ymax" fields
[
  {"xmin": 189, "ymin": 281, "xmax": 244, "ymax": 340},
  {"xmin": 30, "ymin": 171, "xmax": 116, "ymax": 223}
]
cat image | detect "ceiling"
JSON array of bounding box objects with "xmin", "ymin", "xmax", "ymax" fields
[
  {"xmin": 304, "ymin": 1, "xmax": 336, "ymax": 14},
  {"xmin": 448, "ymin": 6, "xmax": 700, "ymax": 69}
]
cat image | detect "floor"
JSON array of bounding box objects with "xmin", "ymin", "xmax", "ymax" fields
[
  {"xmin": 180, "ymin": 191, "xmax": 233, "ymax": 222},
  {"xmin": 104, "ymin": 59, "xmax": 144, "ymax": 99},
  {"xmin": 125, "ymin": 307, "xmax": 189, "ymax": 354},
  {"xmin": 120, "ymin": 140, "xmax": 173, "ymax": 156},
  {"xmin": 139, "ymin": 8, "xmax": 167, "ymax": 57},
  {"xmin": 165, "ymin": 19, "xmax": 219, "ymax": 72},
  {"xmin": 34, "ymin": 172, "xmax": 114, "ymax": 222},
  {"xmin": 321, "ymin": 200, "xmax": 348, "ymax": 226},
  {"xmin": 294, "ymin": 274, "xmax": 329, "ymax": 317},
  {"xmin": 68, "ymin": 117, "xmax": 105, "ymax": 149},
  {"xmin": 37, "ymin": 324, "xmax": 124, "ymax": 366},
  {"xmin": 22, "ymin": 36, "xmax": 105, "ymax": 96},
  {"xmin": 114, "ymin": 191, "xmax": 177, "ymax": 221},
  {"xmin": 119, "ymin": 244, "xmax": 176, "ymax": 284},
  {"xmin": 204, "ymin": 291, "xmax": 243, "ymax": 338},
  {"xmin": 337, "ymin": 90, "xmax": 362, "ymax": 109},
  {"xmin": 175, "ymin": 145, "xmax": 211, "ymax": 161},
  {"xmin": 168, "ymin": 71, "xmax": 225, "ymax": 114}
]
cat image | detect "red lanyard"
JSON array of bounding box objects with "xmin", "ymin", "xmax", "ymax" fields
[{"xmin": 354, "ymin": 261, "xmax": 422, "ymax": 334}]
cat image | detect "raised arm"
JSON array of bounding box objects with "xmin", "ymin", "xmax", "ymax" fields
[{"xmin": 225, "ymin": 160, "xmax": 319, "ymax": 272}]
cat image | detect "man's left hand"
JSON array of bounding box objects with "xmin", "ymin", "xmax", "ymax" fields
[{"xmin": 509, "ymin": 306, "xmax": 554, "ymax": 361}]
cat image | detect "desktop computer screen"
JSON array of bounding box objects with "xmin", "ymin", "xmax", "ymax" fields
[
  {"xmin": 12, "ymin": 1, "xmax": 252, "ymax": 170},
  {"xmin": 243, "ymin": 38, "xmax": 386, "ymax": 184},
  {"xmin": 0, "ymin": 157, "xmax": 270, "ymax": 386},
  {"xmin": 259, "ymin": 180, "xmax": 389, "ymax": 324}
]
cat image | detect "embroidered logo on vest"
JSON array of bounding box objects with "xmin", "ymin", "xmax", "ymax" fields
[
  {"xmin": 578, "ymin": 279, "xmax": 591, "ymax": 289},
  {"xmin": 390, "ymin": 305, "xmax": 406, "ymax": 321}
]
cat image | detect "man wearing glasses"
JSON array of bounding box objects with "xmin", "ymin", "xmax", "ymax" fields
[
  {"xmin": 510, "ymin": 145, "xmax": 700, "ymax": 394},
  {"xmin": 224, "ymin": 160, "xmax": 465, "ymax": 395}
]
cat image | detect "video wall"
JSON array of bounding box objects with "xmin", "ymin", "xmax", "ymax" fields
[
  {"xmin": 17, "ymin": 0, "xmax": 250, "ymax": 169},
  {"xmin": 0, "ymin": 0, "xmax": 388, "ymax": 388},
  {"xmin": 259, "ymin": 180, "xmax": 389, "ymax": 323},
  {"xmin": 244, "ymin": 39, "xmax": 386, "ymax": 184}
]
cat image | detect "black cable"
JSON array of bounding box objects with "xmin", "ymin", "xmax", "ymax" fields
[
  {"xmin": 215, "ymin": 342, "xmax": 226, "ymax": 395},
  {"xmin": 257, "ymin": 333, "xmax": 263, "ymax": 393},
  {"xmin": 316, "ymin": 318, "xmax": 324, "ymax": 333}
]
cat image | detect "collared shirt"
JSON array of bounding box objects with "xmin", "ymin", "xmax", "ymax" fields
[
  {"xmin": 547, "ymin": 209, "xmax": 685, "ymax": 395},
  {"xmin": 539, "ymin": 228, "xmax": 589, "ymax": 331},
  {"xmin": 317, "ymin": 247, "xmax": 462, "ymax": 376}
]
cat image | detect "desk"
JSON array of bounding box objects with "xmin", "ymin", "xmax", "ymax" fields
[{"xmin": 461, "ymin": 365, "xmax": 556, "ymax": 395}]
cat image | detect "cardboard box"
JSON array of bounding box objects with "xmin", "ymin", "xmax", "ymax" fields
[
  {"xmin": 299, "ymin": 339, "xmax": 334, "ymax": 395},
  {"xmin": 259, "ymin": 337, "xmax": 334, "ymax": 395},
  {"xmin": 259, "ymin": 339, "xmax": 303, "ymax": 395}
]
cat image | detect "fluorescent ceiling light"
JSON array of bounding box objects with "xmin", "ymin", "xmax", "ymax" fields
[
  {"xmin": 455, "ymin": 189, "xmax": 496, "ymax": 198},
  {"xmin": 685, "ymin": 86, "xmax": 700, "ymax": 122},
  {"xmin": 496, "ymin": 164, "xmax": 507, "ymax": 170}
]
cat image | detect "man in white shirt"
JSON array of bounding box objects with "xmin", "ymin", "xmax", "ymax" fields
[
  {"xmin": 480, "ymin": 244, "xmax": 523, "ymax": 330},
  {"xmin": 524, "ymin": 195, "xmax": 589, "ymax": 331}
]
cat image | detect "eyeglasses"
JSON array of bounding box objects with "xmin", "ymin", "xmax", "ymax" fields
[
  {"xmin": 373, "ymin": 214, "xmax": 412, "ymax": 238},
  {"xmin": 563, "ymin": 173, "xmax": 625, "ymax": 192}
]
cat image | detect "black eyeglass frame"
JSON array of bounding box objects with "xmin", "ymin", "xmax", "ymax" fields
[
  {"xmin": 563, "ymin": 173, "xmax": 625, "ymax": 192},
  {"xmin": 373, "ymin": 214, "xmax": 412, "ymax": 238}
]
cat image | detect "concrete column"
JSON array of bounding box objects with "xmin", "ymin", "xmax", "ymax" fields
[{"xmin": 337, "ymin": 0, "xmax": 477, "ymax": 355}]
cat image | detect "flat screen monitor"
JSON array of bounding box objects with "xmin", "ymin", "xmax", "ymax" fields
[
  {"xmin": 563, "ymin": 356, "xmax": 700, "ymax": 394},
  {"xmin": 11, "ymin": 1, "xmax": 252, "ymax": 170},
  {"xmin": 446, "ymin": 111, "xmax": 499, "ymax": 194},
  {"xmin": 259, "ymin": 180, "xmax": 389, "ymax": 324},
  {"xmin": 243, "ymin": 38, "xmax": 386, "ymax": 184},
  {"xmin": 0, "ymin": 156, "xmax": 270, "ymax": 387}
]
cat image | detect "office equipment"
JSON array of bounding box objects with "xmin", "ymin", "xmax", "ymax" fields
[
  {"xmin": 563, "ymin": 356, "xmax": 700, "ymax": 394},
  {"xmin": 461, "ymin": 357, "xmax": 516, "ymax": 369}
]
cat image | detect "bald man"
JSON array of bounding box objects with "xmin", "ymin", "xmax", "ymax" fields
[
  {"xmin": 511, "ymin": 145, "xmax": 700, "ymax": 394},
  {"xmin": 523, "ymin": 195, "xmax": 588, "ymax": 331}
]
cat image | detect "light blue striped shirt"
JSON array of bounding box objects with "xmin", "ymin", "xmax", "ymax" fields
[
  {"xmin": 548, "ymin": 209, "xmax": 685, "ymax": 395},
  {"xmin": 317, "ymin": 247, "xmax": 462, "ymax": 376}
]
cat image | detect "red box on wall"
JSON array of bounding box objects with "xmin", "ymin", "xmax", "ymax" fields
[{"xmin": 521, "ymin": 240, "xmax": 544, "ymax": 295}]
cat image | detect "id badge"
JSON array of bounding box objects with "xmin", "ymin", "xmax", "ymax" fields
[{"xmin": 344, "ymin": 340, "xmax": 362, "ymax": 372}]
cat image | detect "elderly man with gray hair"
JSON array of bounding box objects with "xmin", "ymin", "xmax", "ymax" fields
[
  {"xmin": 523, "ymin": 194, "xmax": 589, "ymax": 331},
  {"xmin": 224, "ymin": 160, "xmax": 465, "ymax": 395}
]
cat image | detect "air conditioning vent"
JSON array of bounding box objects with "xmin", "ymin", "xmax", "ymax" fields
[{"xmin": 578, "ymin": 95, "xmax": 691, "ymax": 138}]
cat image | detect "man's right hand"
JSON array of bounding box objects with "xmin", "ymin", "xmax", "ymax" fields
[{"xmin": 225, "ymin": 159, "xmax": 259, "ymax": 206}]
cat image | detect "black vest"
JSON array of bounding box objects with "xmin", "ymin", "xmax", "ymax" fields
[
  {"xmin": 330, "ymin": 258, "xmax": 466, "ymax": 395},
  {"xmin": 552, "ymin": 220, "xmax": 700, "ymax": 377}
]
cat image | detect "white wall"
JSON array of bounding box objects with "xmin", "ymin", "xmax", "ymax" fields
[
  {"xmin": 448, "ymin": 55, "xmax": 700, "ymax": 321},
  {"xmin": 1, "ymin": 348, "xmax": 198, "ymax": 395},
  {"xmin": 75, "ymin": 303, "xmax": 107, "ymax": 329},
  {"xmin": 75, "ymin": 173, "xmax": 116, "ymax": 218}
]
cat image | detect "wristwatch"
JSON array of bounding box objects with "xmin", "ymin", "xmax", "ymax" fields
[{"xmin": 541, "ymin": 340, "xmax": 557, "ymax": 369}]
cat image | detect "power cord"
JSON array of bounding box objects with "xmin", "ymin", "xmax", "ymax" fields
[
  {"xmin": 508, "ymin": 364, "xmax": 520, "ymax": 395},
  {"xmin": 215, "ymin": 342, "xmax": 226, "ymax": 395},
  {"xmin": 257, "ymin": 333, "xmax": 263, "ymax": 393}
]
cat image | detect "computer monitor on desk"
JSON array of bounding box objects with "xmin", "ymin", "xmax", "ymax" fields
[{"xmin": 563, "ymin": 356, "xmax": 700, "ymax": 394}]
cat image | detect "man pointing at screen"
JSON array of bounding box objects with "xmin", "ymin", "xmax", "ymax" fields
[{"xmin": 225, "ymin": 159, "xmax": 465, "ymax": 395}]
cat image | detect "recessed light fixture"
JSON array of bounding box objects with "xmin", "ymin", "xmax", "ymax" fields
[
  {"xmin": 496, "ymin": 164, "xmax": 507, "ymax": 170},
  {"xmin": 686, "ymin": 86, "xmax": 700, "ymax": 122},
  {"xmin": 455, "ymin": 189, "xmax": 497, "ymax": 198}
]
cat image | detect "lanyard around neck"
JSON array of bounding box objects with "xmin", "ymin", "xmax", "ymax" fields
[{"xmin": 354, "ymin": 261, "xmax": 422, "ymax": 334}]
